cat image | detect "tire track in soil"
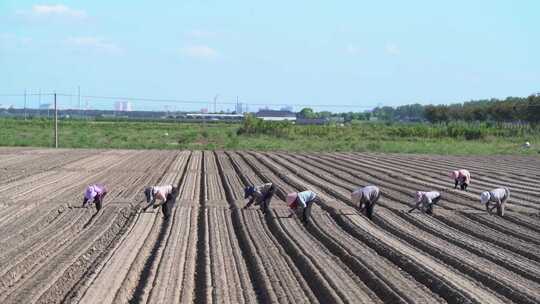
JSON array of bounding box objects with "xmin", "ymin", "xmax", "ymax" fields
[
  {"xmin": 194, "ymin": 151, "xmax": 211, "ymax": 304},
  {"xmin": 249, "ymin": 152, "xmax": 510, "ymax": 304},
  {"xmin": 236, "ymin": 152, "xmax": 385, "ymax": 304}
]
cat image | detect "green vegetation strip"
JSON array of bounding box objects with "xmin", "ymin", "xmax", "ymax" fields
[{"xmin": 0, "ymin": 118, "xmax": 539, "ymax": 155}]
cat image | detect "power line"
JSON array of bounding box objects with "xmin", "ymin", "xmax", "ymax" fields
[{"xmin": 2, "ymin": 92, "xmax": 540, "ymax": 109}]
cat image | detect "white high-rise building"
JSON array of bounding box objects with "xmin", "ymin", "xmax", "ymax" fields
[{"xmin": 115, "ymin": 101, "xmax": 132, "ymax": 112}]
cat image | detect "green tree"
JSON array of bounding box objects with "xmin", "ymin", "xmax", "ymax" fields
[{"xmin": 299, "ymin": 107, "xmax": 317, "ymax": 119}]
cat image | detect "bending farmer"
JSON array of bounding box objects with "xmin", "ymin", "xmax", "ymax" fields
[
  {"xmin": 143, "ymin": 184, "xmax": 178, "ymax": 218},
  {"xmin": 287, "ymin": 190, "xmax": 317, "ymax": 225},
  {"xmin": 480, "ymin": 187, "xmax": 510, "ymax": 217},
  {"xmin": 409, "ymin": 191, "xmax": 441, "ymax": 215},
  {"xmin": 83, "ymin": 184, "xmax": 108, "ymax": 212},
  {"xmin": 351, "ymin": 185, "xmax": 380, "ymax": 220},
  {"xmin": 243, "ymin": 183, "xmax": 276, "ymax": 214},
  {"xmin": 450, "ymin": 169, "xmax": 471, "ymax": 191}
]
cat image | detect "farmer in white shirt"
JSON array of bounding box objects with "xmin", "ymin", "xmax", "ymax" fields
[
  {"xmin": 287, "ymin": 190, "xmax": 317, "ymax": 225},
  {"xmin": 408, "ymin": 191, "xmax": 441, "ymax": 215},
  {"xmin": 480, "ymin": 187, "xmax": 510, "ymax": 216},
  {"xmin": 351, "ymin": 185, "xmax": 380, "ymax": 220},
  {"xmin": 450, "ymin": 169, "xmax": 471, "ymax": 191},
  {"xmin": 143, "ymin": 184, "xmax": 178, "ymax": 220}
]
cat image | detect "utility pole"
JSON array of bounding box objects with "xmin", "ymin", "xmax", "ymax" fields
[
  {"xmin": 24, "ymin": 89, "xmax": 27, "ymax": 120},
  {"xmin": 54, "ymin": 92, "xmax": 58, "ymax": 148},
  {"xmin": 213, "ymin": 94, "xmax": 219, "ymax": 113},
  {"xmin": 78, "ymin": 86, "xmax": 81, "ymax": 118},
  {"xmin": 38, "ymin": 89, "xmax": 41, "ymax": 117}
]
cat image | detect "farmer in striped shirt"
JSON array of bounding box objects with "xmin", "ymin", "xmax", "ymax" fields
[
  {"xmin": 82, "ymin": 184, "xmax": 107, "ymax": 212},
  {"xmin": 287, "ymin": 190, "xmax": 317, "ymax": 225},
  {"xmin": 243, "ymin": 183, "xmax": 276, "ymax": 214},
  {"xmin": 351, "ymin": 185, "xmax": 380, "ymax": 220},
  {"xmin": 480, "ymin": 187, "xmax": 510, "ymax": 216},
  {"xmin": 408, "ymin": 191, "xmax": 441, "ymax": 215},
  {"xmin": 143, "ymin": 184, "xmax": 179, "ymax": 220},
  {"xmin": 450, "ymin": 169, "xmax": 471, "ymax": 191}
]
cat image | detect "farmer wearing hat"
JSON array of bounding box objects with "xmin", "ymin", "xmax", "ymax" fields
[
  {"xmin": 287, "ymin": 190, "xmax": 317, "ymax": 225},
  {"xmin": 408, "ymin": 191, "xmax": 441, "ymax": 215},
  {"xmin": 480, "ymin": 187, "xmax": 510, "ymax": 216},
  {"xmin": 82, "ymin": 184, "xmax": 108, "ymax": 212},
  {"xmin": 243, "ymin": 183, "xmax": 275, "ymax": 214},
  {"xmin": 450, "ymin": 169, "xmax": 471, "ymax": 191},
  {"xmin": 351, "ymin": 185, "xmax": 380, "ymax": 220},
  {"xmin": 142, "ymin": 184, "xmax": 179, "ymax": 220}
]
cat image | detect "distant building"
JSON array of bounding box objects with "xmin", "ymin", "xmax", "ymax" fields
[
  {"xmin": 235, "ymin": 102, "xmax": 244, "ymax": 114},
  {"xmin": 255, "ymin": 109, "xmax": 296, "ymax": 121},
  {"xmin": 201, "ymin": 108, "xmax": 209, "ymax": 114},
  {"xmin": 39, "ymin": 103, "xmax": 52, "ymax": 110},
  {"xmin": 115, "ymin": 101, "xmax": 132, "ymax": 112},
  {"xmin": 280, "ymin": 106, "xmax": 293, "ymax": 112}
]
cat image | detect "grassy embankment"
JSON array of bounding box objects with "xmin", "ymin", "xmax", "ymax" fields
[{"xmin": 0, "ymin": 118, "xmax": 538, "ymax": 155}]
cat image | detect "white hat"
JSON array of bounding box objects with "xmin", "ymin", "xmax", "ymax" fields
[{"xmin": 480, "ymin": 191, "xmax": 491, "ymax": 204}]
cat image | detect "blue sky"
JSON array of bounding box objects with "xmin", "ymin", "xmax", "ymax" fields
[{"xmin": 1, "ymin": 1, "xmax": 539, "ymax": 112}]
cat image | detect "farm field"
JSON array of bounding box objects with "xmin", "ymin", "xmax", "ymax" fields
[{"xmin": 0, "ymin": 148, "xmax": 539, "ymax": 304}]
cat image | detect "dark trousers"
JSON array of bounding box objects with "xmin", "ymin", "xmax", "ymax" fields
[
  {"xmin": 144, "ymin": 187, "xmax": 153, "ymax": 204},
  {"xmin": 302, "ymin": 200, "xmax": 314, "ymax": 224},
  {"xmin": 162, "ymin": 202, "xmax": 171, "ymax": 220},
  {"xmin": 261, "ymin": 186, "xmax": 276, "ymax": 214},
  {"xmin": 425, "ymin": 196, "xmax": 441, "ymax": 215},
  {"xmin": 455, "ymin": 179, "xmax": 468, "ymax": 190},
  {"xmin": 361, "ymin": 193, "xmax": 380, "ymax": 220}
]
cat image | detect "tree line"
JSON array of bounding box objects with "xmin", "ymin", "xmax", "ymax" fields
[{"xmin": 299, "ymin": 95, "xmax": 540, "ymax": 125}]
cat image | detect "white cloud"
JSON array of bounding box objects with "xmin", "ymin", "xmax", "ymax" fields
[
  {"xmin": 67, "ymin": 37, "xmax": 122, "ymax": 55},
  {"xmin": 181, "ymin": 45, "xmax": 218, "ymax": 58},
  {"xmin": 385, "ymin": 43, "xmax": 400, "ymax": 55},
  {"xmin": 17, "ymin": 4, "xmax": 87, "ymax": 20}
]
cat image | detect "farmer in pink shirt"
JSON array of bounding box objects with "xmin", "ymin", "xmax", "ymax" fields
[
  {"xmin": 82, "ymin": 184, "xmax": 108, "ymax": 211},
  {"xmin": 450, "ymin": 169, "xmax": 471, "ymax": 191}
]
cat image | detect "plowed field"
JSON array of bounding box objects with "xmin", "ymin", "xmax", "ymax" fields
[{"xmin": 1, "ymin": 148, "xmax": 539, "ymax": 304}]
